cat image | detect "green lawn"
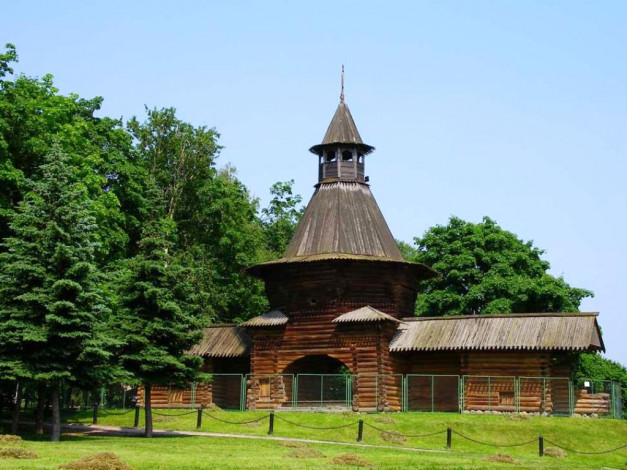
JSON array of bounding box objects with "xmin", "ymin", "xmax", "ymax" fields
[{"xmin": 0, "ymin": 410, "xmax": 624, "ymax": 469}]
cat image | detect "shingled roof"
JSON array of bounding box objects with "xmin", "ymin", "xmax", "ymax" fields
[
  {"xmin": 389, "ymin": 313, "xmax": 604, "ymax": 352},
  {"xmin": 281, "ymin": 181, "xmax": 405, "ymax": 261},
  {"xmin": 334, "ymin": 306, "xmax": 400, "ymax": 323},
  {"xmin": 309, "ymin": 101, "xmax": 374, "ymax": 155},
  {"xmin": 241, "ymin": 310, "xmax": 288, "ymax": 327},
  {"xmin": 188, "ymin": 325, "xmax": 250, "ymax": 358}
]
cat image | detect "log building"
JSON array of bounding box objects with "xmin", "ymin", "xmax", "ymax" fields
[{"xmin": 142, "ymin": 87, "xmax": 608, "ymax": 415}]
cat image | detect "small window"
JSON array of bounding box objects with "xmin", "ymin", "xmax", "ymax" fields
[
  {"xmin": 326, "ymin": 150, "xmax": 337, "ymax": 162},
  {"xmin": 357, "ymin": 153, "xmax": 364, "ymax": 163},
  {"xmin": 499, "ymin": 392, "xmax": 514, "ymax": 406},
  {"xmin": 342, "ymin": 150, "xmax": 353, "ymax": 162},
  {"xmin": 259, "ymin": 380, "xmax": 271, "ymax": 401}
]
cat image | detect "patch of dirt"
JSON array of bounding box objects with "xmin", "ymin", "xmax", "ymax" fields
[
  {"xmin": 505, "ymin": 413, "xmax": 530, "ymax": 421},
  {"xmin": 279, "ymin": 441, "xmax": 308, "ymax": 448},
  {"xmin": 242, "ymin": 421, "xmax": 263, "ymax": 428},
  {"xmin": 374, "ymin": 416, "xmax": 395, "ymax": 424},
  {"xmin": 59, "ymin": 452, "xmax": 133, "ymax": 470},
  {"xmin": 0, "ymin": 435, "xmax": 22, "ymax": 443},
  {"xmin": 331, "ymin": 453, "xmax": 374, "ymax": 467},
  {"xmin": 484, "ymin": 453, "xmax": 517, "ymax": 464},
  {"xmin": 285, "ymin": 448, "xmax": 326, "ymax": 459},
  {"xmin": 63, "ymin": 432, "xmax": 87, "ymax": 438},
  {"xmin": 0, "ymin": 447, "xmax": 38, "ymax": 459},
  {"xmin": 151, "ymin": 414, "xmax": 176, "ymax": 421},
  {"xmin": 544, "ymin": 447, "xmax": 567, "ymax": 458},
  {"xmin": 380, "ymin": 431, "xmax": 407, "ymax": 444},
  {"xmin": 203, "ymin": 403, "xmax": 221, "ymax": 411}
]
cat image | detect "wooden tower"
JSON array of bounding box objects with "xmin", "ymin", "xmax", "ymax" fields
[{"xmin": 244, "ymin": 84, "xmax": 437, "ymax": 410}]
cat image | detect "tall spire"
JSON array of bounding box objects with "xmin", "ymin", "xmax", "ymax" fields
[
  {"xmin": 309, "ymin": 67, "xmax": 374, "ymax": 157},
  {"xmin": 340, "ymin": 65, "xmax": 345, "ymax": 103}
]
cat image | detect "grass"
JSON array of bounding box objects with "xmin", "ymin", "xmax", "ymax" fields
[{"xmin": 0, "ymin": 410, "xmax": 623, "ymax": 469}]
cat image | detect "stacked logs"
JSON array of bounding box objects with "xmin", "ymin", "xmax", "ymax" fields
[
  {"xmin": 574, "ymin": 389, "xmax": 611, "ymax": 415},
  {"xmin": 137, "ymin": 384, "xmax": 212, "ymax": 408}
]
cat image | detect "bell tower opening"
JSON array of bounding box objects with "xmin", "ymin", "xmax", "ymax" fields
[{"xmin": 310, "ymin": 67, "xmax": 374, "ymax": 183}]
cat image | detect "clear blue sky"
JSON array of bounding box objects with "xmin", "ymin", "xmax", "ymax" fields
[{"xmin": 4, "ymin": 1, "xmax": 626, "ymax": 365}]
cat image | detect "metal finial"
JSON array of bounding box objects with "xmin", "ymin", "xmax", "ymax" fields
[{"xmin": 340, "ymin": 65, "xmax": 345, "ymax": 102}]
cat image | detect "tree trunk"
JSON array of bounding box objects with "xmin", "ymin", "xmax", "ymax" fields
[
  {"xmin": 144, "ymin": 384, "xmax": 152, "ymax": 438},
  {"xmin": 35, "ymin": 383, "xmax": 46, "ymax": 435},
  {"xmin": 50, "ymin": 385, "xmax": 61, "ymax": 442},
  {"xmin": 10, "ymin": 381, "xmax": 22, "ymax": 435}
]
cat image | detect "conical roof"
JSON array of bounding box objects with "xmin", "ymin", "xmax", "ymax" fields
[
  {"xmin": 246, "ymin": 93, "xmax": 437, "ymax": 282},
  {"xmin": 309, "ymin": 101, "xmax": 374, "ymax": 155},
  {"xmin": 283, "ymin": 181, "xmax": 403, "ymax": 260}
]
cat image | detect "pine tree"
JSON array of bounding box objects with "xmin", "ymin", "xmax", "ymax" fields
[
  {"xmin": 0, "ymin": 144, "xmax": 111, "ymax": 441},
  {"xmin": 116, "ymin": 182, "xmax": 205, "ymax": 437}
]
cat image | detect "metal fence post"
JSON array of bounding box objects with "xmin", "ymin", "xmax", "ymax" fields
[
  {"xmin": 568, "ymin": 379, "xmax": 573, "ymax": 416},
  {"xmin": 190, "ymin": 382, "xmax": 196, "ymax": 409},
  {"xmin": 488, "ymin": 377, "xmax": 491, "ymax": 412},
  {"xmin": 431, "ymin": 375, "xmax": 435, "ymax": 412},
  {"xmin": 446, "ymin": 427, "xmax": 452, "ymax": 450},
  {"xmin": 401, "ymin": 375, "xmax": 408, "ymax": 411},
  {"xmin": 539, "ymin": 436, "xmax": 544, "ymax": 457},
  {"xmin": 133, "ymin": 406, "xmax": 140, "ymax": 428},
  {"xmin": 375, "ymin": 377, "xmax": 378, "ymax": 413},
  {"xmin": 515, "ymin": 378, "xmax": 520, "ymax": 413},
  {"xmin": 268, "ymin": 411, "xmax": 274, "ymax": 435},
  {"xmin": 357, "ymin": 419, "xmax": 364, "ymax": 442},
  {"xmin": 542, "ymin": 377, "xmax": 546, "ymax": 414},
  {"xmin": 196, "ymin": 405, "xmax": 203, "ymax": 429},
  {"xmin": 240, "ymin": 374, "xmax": 246, "ymax": 411}
]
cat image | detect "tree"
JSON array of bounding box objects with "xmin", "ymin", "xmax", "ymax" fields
[
  {"xmin": 128, "ymin": 109, "xmax": 268, "ymax": 323},
  {"xmin": 193, "ymin": 166, "xmax": 268, "ymax": 322},
  {"xmin": 0, "ymin": 145, "xmax": 111, "ymax": 441},
  {"xmin": 404, "ymin": 216, "xmax": 593, "ymax": 317},
  {"xmin": 115, "ymin": 182, "xmax": 205, "ymax": 437},
  {"xmin": 260, "ymin": 179, "xmax": 304, "ymax": 258},
  {"xmin": 0, "ymin": 44, "xmax": 138, "ymax": 262}
]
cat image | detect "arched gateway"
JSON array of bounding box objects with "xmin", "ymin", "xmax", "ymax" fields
[{"xmin": 176, "ymin": 79, "xmax": 607, "ymax": 415}]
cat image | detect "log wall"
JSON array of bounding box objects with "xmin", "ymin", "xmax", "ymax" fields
[
  {"xmin": 137, "ymin": 384, "xmax": 212, "ymax": 408},
  {"xmin": 248, "ymin": 260, "xmax": 412, "ymax": 411}
]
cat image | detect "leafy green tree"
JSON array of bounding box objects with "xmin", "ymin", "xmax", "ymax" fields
[
  {"xmin": 128, "ymin": 109, "xmax": 268, "ymax": 322},
  {"xmin": 404, "ymin": 216, "xmax": 593, "ymax": 317},
  {"xmin": 0, "ymin": 44, "xmax": 138, "ymax": 261},
  {"xmin": 115, "ymin": 182, "xmax": 205, "ymax": 437},
  {"xmin": 0, "ymin": 43, "xmax": 17, "ymax": 78},
  {"xmin": 0, "ymin": 145, "xmax": 112, "ymax": 441},
  {"xmin": 193, "ymin": 166, "xmax": 268, "ymax": 322},
  {"xmin": 260, "ymin": 179, "xmax": 304, "ymax": 257},
  {"xmin": 126, "ymin": 106, "xmax": 220, "ymax": 224}
]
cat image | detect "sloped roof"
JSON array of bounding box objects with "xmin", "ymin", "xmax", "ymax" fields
[
  {"xmin": 390, "ymin": 313, "xmax": 604, "ymax": 352},
  {"xmin": 284, "ymin": 181, "xmax": 404, "ymax": 260},
  {"xmin": 241, "ymin": 310, "xmax": 288, "ymax": 327},
  {"xmin": 310, "ymin": 101, "xmax": 374, "ymax": 155},
  {"xmin": 189, "ymin": 325, "xmax": 250, "ymax": 358},
  {"xmin": 334, "ymin": 306, "xmax": 400, "ymax": 323}
]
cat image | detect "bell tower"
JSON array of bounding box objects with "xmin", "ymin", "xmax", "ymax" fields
[
  {"xmin": 309, "ymin": 66, "xmax": 374, "ymax": 183},
  {"xmin": 244, "ymin": 71, "xmax": 437, "ymax": 411}
]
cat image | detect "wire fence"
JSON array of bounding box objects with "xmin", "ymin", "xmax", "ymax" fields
[{"xmin": 6, "ymin": 374, "xmax": 622, "ymax": 419}]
